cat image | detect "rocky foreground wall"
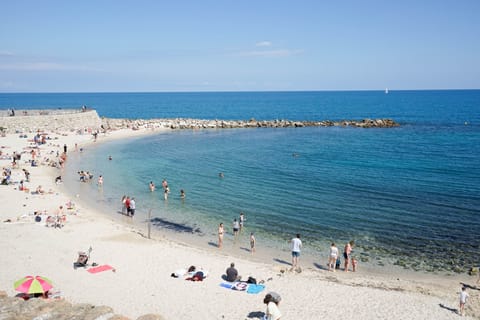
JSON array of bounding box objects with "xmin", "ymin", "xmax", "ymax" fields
[{"xmin": 0, "ymin": 291, "xmax": 164, "ymax": 320}]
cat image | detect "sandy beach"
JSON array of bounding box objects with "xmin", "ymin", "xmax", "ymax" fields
[{"xmin": 0, "ymin": 126, "xmax": 478, "ymax": 320}]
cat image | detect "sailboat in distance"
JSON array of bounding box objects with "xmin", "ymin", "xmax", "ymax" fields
[{"xmin": 385, "ymin": 88, "xmax": 389, "ymax": 94}]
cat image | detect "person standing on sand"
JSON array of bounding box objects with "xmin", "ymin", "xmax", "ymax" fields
[
  {"xmin": 250, "ymin": 232, "xmax": 256, "ymax": 254},
  {"xmin": 328, "ymin": 243, "xmax": 338, "ymax": 272},
  {"xmin": 459, "ymin": 286, "xmax": 469, "ymax": 316},
  {"xmin": 344, "ymin": 241, "xmax": 353, "ymax": 272},
  {"xmin": 290, "ymin": 234, "xmax": 302, "ymax": 271},
  {"xmin": 218, "ymin": 223, "xmax": 224, "ymax": 249}
]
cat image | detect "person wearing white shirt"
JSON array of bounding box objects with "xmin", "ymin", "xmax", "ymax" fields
[{"xmin": 290, "ymin": 234, "xmax": 302, "ymax": 271}]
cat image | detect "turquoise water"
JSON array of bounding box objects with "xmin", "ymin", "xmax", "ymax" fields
[{"xmin": 2, "ymin": 90, "xmax": 480, "ymax": 272}]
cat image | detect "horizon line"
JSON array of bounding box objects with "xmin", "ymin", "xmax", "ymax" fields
[{"xmin": 0, "ymin": 88, "xmax": 479, "ymax": 94}]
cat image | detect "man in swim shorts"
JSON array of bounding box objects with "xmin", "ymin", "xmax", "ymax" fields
[{"xmin": 291, "ymin": 234, "xmax": 302, "ymax": 271}]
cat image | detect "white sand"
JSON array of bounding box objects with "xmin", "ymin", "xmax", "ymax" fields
[{"xmin": 0, "ymin": 128, "xmax": 478, "ymax": 320}]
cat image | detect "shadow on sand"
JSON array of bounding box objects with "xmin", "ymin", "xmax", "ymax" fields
[
  {"xmin": 313, "ymin": 262, "xmax": 329, "ymax": 271},
  {"xmin": 150, "ymin": 217, "xmax": 202, "ymax": 234},
  {"xmin": 246, "ymin": 311, "xmax": 265, "ymax": 319},
  {"xmin": 208, "ymin": 241, "xmax": 219, "ymax": 248},
  {"xmin": 439, "ymin": 303, "xmax": 458, "ymax": 315},
  {"xmin": 460, "ymin": 282, "xmax": 480, "ymax": 291},
  {"xmin": 273, "ymin": 258, "xmax": 291, "ymax": 266}
]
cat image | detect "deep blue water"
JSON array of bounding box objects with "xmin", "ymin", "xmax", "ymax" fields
[{"xmin": 2, "ymin": 91, "xmax": 479, "ymax": 272}]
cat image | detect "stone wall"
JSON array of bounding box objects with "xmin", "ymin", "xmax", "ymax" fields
[{"xmin": 0, "ymin": 109, "xmax": 102, "ymax": 133}]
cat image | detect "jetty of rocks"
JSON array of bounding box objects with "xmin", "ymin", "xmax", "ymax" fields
[
  {"xmin": 102, "ymin": 117, "xmax": 399, "ymax": 131},
  {"xmin": 0, "ymin": 108, "xmax": 399, "ymax": 133}
]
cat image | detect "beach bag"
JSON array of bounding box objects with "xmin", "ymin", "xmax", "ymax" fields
[{"xmin": 247, "ymin": 276, "xmax": 257, "ymax": 284}]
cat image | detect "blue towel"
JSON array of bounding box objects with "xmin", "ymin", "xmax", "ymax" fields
[
  {"xmin": 220, "ymin": 282, "xmax": 233, "ymax": 289},
  {"xmin": 246, "ymin": 284, "xmax": 265, "ymax": 294}
]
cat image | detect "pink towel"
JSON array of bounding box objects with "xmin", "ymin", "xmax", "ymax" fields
[{"xmin": 87, "ymin": 265, "xmax": 114, "ymax": 274}]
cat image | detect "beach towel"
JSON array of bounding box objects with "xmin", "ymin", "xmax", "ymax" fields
[
  {"xmin": 233, "ymin": 282, "xmax": 248, "ymax": 291},
  {"xmin": 220, "ymin": 282, "xmax": 264, "ymax": 294},
  {"xmin": 87, "ymin": 264, "xmax": 114, "ymax": 274},
  {"xmin": 220, "ymin": 282, "xmax": 234, "ymax": 289},
  {"xmin": 246, "ymin": 284, "xmax": 265, "ymax": 294}
]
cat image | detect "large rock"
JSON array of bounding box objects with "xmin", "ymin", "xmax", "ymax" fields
[{"xmin": 0, "ymin": 292, "xmax": 165, "ymax": 320}]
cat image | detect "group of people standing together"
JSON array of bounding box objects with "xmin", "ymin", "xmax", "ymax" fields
[
  {"xmin": 290, "ymin": 235, "xmax": 357, "ymax": 273},
  {"xmin": 218, "ymin": 212, "xmax": 255, "ymax": 252},
  {"xmin": 327, "ymin": 240, "xmax": 357, "ymax": 272},
  {"xmin": 121, "ymin": 195, "xmax": 136, "ymax": 217}
]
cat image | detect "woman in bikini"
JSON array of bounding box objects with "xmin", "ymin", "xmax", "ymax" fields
[{"xmin": 218, "ymin": 223, "xmax": 224, "ymax": 249}]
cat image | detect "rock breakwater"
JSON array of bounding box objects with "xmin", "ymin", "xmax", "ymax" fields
[
  {"xmin": 101, "ymin": 117, "xmax": 399, "ymax": 130},
  {"xmin": 0, "ymin": 108, "xmax": 399, "ymax": 133}
]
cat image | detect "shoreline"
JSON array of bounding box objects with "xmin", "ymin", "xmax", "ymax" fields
[{"xmin": 1, "ymin": 126, "xmax": 478, "ymax": 319}]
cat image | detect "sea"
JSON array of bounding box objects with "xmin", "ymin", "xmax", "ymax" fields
[{"xmin": 1, "ymin": 90, "xmax": 479, "ymax": 274}]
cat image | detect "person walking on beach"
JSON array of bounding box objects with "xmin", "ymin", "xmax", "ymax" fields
[
  {"xmin": 218, "ymin": 223, "xmax": 224, "ymax": 249},
  {"xmin": 250, "ymin": 232, "xmax": 256, "ymax": 254},
  {"xmin": 328, "ymin": 243, "xmax": 339, "ymax": 272},
  {"xmin": 344, "ymin": 241, "xmax": 353, "ymax": 272},
  {"xmin": 459, "ymin": 286, "xmax": 469, "ymax": 316},
  {"xmin": 290, "ymin": 234, "xmax": 302, "ymax": 271}
]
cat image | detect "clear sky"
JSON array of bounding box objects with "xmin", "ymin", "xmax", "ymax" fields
[{"xmin": 0, "ymin": 0, "xmax": 479, "ymax": 92}]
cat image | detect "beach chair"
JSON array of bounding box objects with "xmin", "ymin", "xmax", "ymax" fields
[{"xmin": 74, "ymin": 247, "xmax": 92, "ymax": 269}]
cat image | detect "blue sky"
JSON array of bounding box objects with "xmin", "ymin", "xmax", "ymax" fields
[{"xmin": 0, "ymin": 0, "xmax": 479, "ymax": 92}]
